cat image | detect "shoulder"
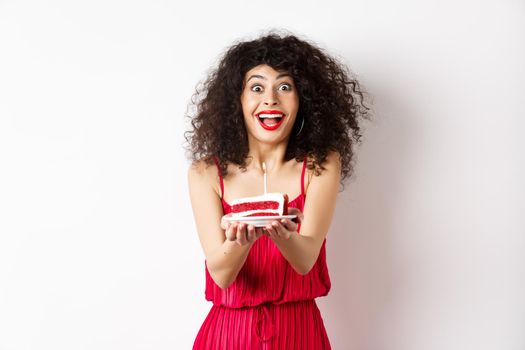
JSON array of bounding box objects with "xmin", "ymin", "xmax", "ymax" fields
[
  {"xmin": 187, "ymin": 159, "xmax": 212, "ymax": 179},
  {"xmin": 321, "ymin": 150, "xmax": 342, "ymax": 169},
  {"xmin": 187, "ymin": 159, "xmax": 221, "ymax": 198},
  {"xmin": 304, "ymin": 150, "xmax": 342, "ymax": 193}
]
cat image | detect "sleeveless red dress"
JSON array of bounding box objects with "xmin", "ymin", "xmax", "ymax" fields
[{"xmin": 193, "ymin": 158, "xmax": 332, "ymax": 349}]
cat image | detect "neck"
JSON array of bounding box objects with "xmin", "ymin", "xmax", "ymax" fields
[{"xmin": 246, "ymin": 136, "xmax": 289, "ymax": 173}]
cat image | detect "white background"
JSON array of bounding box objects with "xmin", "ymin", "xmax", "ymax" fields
[{"xmin": 1, "ymin": 0, "xmax": 524, "ymax": 349}]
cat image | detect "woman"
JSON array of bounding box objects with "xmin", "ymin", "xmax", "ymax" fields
[{"xmin": 185, "ymin": 31, "xmax": 369, "ymax": 349}]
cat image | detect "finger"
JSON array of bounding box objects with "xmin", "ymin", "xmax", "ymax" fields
[
  {"xmin": 288, "ymin": 207, "xmax": 299, "ymax": 215},
  {"xmin": 280, "ymin": 218, "xmax": 298, "ymax": 232},
  {"xmin": 221, "ymin": 214, "xmax": 233, "ymax": 230},
  {"xmin": 236, "ymin": 223, "xmax": 248, "ymax": 245},
  {"xmin": 224, "ymin": 219, "xmax": 235, "ymax": 230},
  {"xmin": 266, "ymin": 223, "xmax": 277, "ymax": 238},
  {"xmin": 288, "ymin": 208, "xmax": 303, "ymax": 223},
  {"xmin": 289, "ymin": 207, "xmax": 302, "ymax": 216},
  {"xmin": 272, "ymin": 220, "xmax": 284, "ymax": 238},
  {"xmin": 246, "ymin": 224, "xmax": 256, "ymax": 243},
  {"xmin": 224, "ymin": 222, "xmax": 231, "ymax": 240},
  {"xmin": 226, "ymin": 223, "xmax": 237, "ymax": 241}
]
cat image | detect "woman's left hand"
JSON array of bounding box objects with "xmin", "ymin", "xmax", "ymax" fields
[{"xmin": 264, "ymin": 207, "xmax": 304, "ymax": 240}]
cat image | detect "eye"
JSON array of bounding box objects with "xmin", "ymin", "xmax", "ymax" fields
[
  {"xmin": 278, "ymin": 83, "xmax": 292, "ymax": 91},
  {"xmin": 251, "ymin": 85, "xmax": 263, "ymax": 92}
]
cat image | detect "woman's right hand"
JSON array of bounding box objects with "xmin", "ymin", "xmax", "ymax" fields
[{"xmin": 221, "ymin": 214, "xmax": 264, "ymax": 246}]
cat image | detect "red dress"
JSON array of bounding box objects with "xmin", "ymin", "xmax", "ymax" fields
[{"xmin": 193, "ymin": 158, "xmax": 332, "ymax": 349}]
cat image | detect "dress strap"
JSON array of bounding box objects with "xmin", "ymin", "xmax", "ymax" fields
[
  {"xmin": 212, "ymin": 156, "xmax": 224, "ymax": 199},
  {"xmin": 301, "ymin": 157, "xmax": 307, "ymax": 197}
]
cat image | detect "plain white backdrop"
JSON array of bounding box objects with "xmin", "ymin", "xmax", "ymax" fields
[{"xmin": 0, "ymin": 0, "xmax": 524, "ymax": 349}]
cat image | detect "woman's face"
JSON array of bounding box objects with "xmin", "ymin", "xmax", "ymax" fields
[{"xmin": 240, "ymin": 64, "xmax": 299, "ymax": 143}]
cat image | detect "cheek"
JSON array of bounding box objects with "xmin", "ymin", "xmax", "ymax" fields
[
  {"xmin": 293, "ymin": 95, "xmax": 300, "ymax": 111},
  {"xmin": 241, "ymin": 103, "xmax": 257, "ymax": 127},
  {"xmin": 284, "ymin": 93, "xmax": 299, "ymax": 111},
  {"xmin": 241, "ymin": 96, "xmax": 258, "ymax": 115}
]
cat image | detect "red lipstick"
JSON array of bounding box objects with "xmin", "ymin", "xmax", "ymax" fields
[
  {"xmin": 256, "ymin": 110, "xmax": 285, "ymax": 131},
  {"xmin": 258, "ymin": 110, "xmax": 284, "ymax": 115}
]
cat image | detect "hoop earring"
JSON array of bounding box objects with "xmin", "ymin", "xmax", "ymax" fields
[{"xmin": 295, "ymin": 117, "xmax": 305, "ymax": 136}]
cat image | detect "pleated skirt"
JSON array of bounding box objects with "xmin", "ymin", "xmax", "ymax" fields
[{"xmin": 193, "ymin": 300, "xmax": 331, "ymax": 350}]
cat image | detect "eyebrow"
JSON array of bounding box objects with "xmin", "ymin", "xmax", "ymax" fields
[{"xmin": 246, "ymin": 73, "xmax": 292, "ymax": 83}]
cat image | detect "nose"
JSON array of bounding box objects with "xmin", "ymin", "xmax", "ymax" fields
[{"xmin": 263, "ymin": 90, "xmax": 278, "ymax": 106}]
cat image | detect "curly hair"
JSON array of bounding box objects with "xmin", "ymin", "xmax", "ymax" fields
[{"xmin": 184, "ymin": 30, "xmax": 371, "ymax": 189}]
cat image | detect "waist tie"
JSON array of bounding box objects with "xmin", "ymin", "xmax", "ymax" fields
[{"xmin": 253, "ymin": 303, "xmax": 275, "ymax": 342}]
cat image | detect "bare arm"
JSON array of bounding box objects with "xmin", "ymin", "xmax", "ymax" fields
[
  {"xmin": 264, "ymin": 151, "xmax": 341, "ymax": 274},
  {"xmin": 187, "ymin": 161, "xmax": 261, "ymax": 289}
]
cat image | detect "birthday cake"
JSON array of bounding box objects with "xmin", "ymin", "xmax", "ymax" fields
[{"xmin": 230, "ymin": 193, "xmax": 289, "ymax": 218}]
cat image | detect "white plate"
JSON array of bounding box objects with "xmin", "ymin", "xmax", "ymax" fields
[{"xmin": 224, "ymin": 215, "xmax": 297, "ymax": 227}]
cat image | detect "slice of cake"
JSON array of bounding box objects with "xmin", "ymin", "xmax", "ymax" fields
[{"xmin": 230, "ymin": 193, "xmax": 289, "ymax": 218}]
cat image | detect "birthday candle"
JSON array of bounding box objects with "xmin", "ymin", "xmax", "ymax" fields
[{"xmin": 262, "ymin": 162, "xmax": 267, "ymax": 194}]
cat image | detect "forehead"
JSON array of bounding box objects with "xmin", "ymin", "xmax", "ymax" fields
[{"xmin": 244, "ymin": 64, "xmax": 292, "ymax": 81}]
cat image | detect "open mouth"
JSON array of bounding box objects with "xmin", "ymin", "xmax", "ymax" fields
[{"xmin": 256, "ymin": 113, "xmax": 285, "ymax": 131}]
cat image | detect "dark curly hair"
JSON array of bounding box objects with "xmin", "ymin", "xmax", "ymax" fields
[{"xmin": 184, "ymin": 30, "xmax": 371, "ymax": 189}]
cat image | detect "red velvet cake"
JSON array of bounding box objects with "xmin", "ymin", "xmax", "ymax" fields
[{"xmin": 230, "ymin": 193, "xmax": 289, "ymax": 218}]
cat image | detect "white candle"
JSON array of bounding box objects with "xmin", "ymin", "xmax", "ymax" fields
[{"xmin": 262, "ymin": 162, "xmax": 267, "ymax": 194}]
